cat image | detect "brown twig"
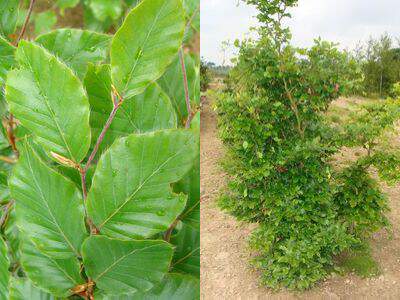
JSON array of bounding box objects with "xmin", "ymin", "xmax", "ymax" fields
[
  {"xmin": 15, "ymin": 0, "xmax": 36, "ymax": 46},
  {"xmin": 84, "ymin": 92, "xmax": 122, "ymax": 174},
  {"xmin": 164, "ymin": 219, "xmax": 179, "ymax": 242},
  {"xmin": 79, "ymin": 90, "xmax": 123, "ymax": 233}
]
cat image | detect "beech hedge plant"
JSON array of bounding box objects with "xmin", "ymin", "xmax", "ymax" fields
[
  {"xmin": 217, "ymin": 0, "xmax": 400, "ymax": 291},
  {"xmin": 0, "ymin": 0, "xmax": 200, "ymax": 299}
]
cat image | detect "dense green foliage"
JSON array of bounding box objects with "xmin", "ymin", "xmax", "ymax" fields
[
  {"xmin": 0, "ymin": 0, "xmax": 200, "ymax": 299},
  {"xmin": 217, "ymin": 0, "xmax": 400, "ymax": 290}
]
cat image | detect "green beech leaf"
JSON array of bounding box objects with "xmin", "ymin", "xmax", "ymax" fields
[
  {"xmin": 87, "ymin": 130, "xmax": 197, "ymax": 239},
  {"xmin": 158, "ymin": 53, "xmax": 200, "ymax": 123},
  {"xmin": 173, "ymin": 115, "xmax": 200, "ymax": 229},
  {"xmin": 0, "ymin": 0, "xmax": 19, "ymax": 39},
  {"xmin": 9, "ymin": 277, "xmax": 59, "ymax": 300},
  {"xmin": 132, "ymin": 274, "xmax": 199, "ymax": 300},
  {"xmin": 57, "ymin": 0, "xmax": 80, "ymax": 10},
  {"xmin": 0, "ymin": 172, "xmax": 10, "ymax": 203},
  {"xmin": 20, "ymin": 238, "xmax": 85, "ymax": 297},
  {"xmin": 89, "ymin": 0, "xmax": 123, "ymax": 21},
  {"xmin": 0, "ymin": 36, "xmax": 15, "ymax": 85},
  {"xmin": 82, "ymin": 236, "xmax": 173, "ymax": 295},
  {"xmin": 9, "ymin": 141, "xmax": 88, "ymax": 259},
  {"xmin": 0, "ymin": 237, "xmax": 9, "ymax": 299},
  {"xmin": 3, "ymin": 209, "xmax": 20, "ymax": 265},
  {"xmin": 5, "ymin": 40, "xmax": 91, "ymax": 163},
  {"xmin": 36, "ymin": 29, "xmax": 111, "ymax": 78},
  {"xmin": 173, "ymin": 161, "xmax": 200, "ymax": 229},
  {"xmin": 98, "ymin": 273, "xmax": 199, "ymax": 299},
  {"xmin": 85, "ymin": 64, "xmax": 177, "ymax": 153},
  {"xmin": 34, "ymin": 11, "xmax": 57, "ymax": 36},
  {"xmin": 171, "ymin": 222, "xmax": 199, "ymax": 276},
  {"xmin": 111, "ymin": 0, "xmax": 185, "ymax": 98}
]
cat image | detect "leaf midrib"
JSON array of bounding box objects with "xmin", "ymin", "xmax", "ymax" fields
[
  {"xmin": 95, "ymin": 243, "xmax": 162, "ymax": 281},
  {"xmin": 20, "ymin": 48, "xmax": 77, "ymax": 162},
  {"xmin": 121, "ymin": 0, "xmax": 168, "ymax": 95},
  {"xmin": 24, "ymin": 144, "xmax": 81, "ymax": 258},
  {"xmin": 98, "ymin": 140, "xmax": 187, "ymax": 229}
]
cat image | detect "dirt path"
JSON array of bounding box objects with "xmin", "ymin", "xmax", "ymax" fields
[{"xmin": 200, "ymin": 96, "xmax": 400, "ymax": 299}]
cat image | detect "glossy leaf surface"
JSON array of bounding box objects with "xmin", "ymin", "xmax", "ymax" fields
[
  {"xmin": 0, "ymin": 238, "xmax": 9, "ymax": 299},
  {"xmin": 9, "ymin": 141, "xmax": 87, "ymax": 259},
  {"xmin": 36, "ymin": 29, "xmax": 111, "ymax": 78},
  {"xmin": 171, "ymin": 222, "xmax": 200, "ymax": 276},
  {"xmin": 20, "ymin": 238, "xmax": 84, "ymax": 297},
  {"xmin": 99, "ymin": 274, "xmax": 199, "ymax": 300},
  {"xmin": 5, "ymin": 40, "xmax": 91, "ymax": 163},
  {"xmin": 85, "ymin": 64, "xmax": 177, "ymax": 153},
  {"xmin": 111, "ymin": 0, "xmax": 185, "ymax": 98},
  {"xmin": 82, "ymin": 236, "xmax": 173, "ymax": 295},
  {"xmin": 173, "ymin": 116, "xmax": 200, "ymax": 229},
  {"xmin": 87, "ymin": 130, "xmax": 197, "ymax": 239},
  {"xmin": 9, "ymin": 278, "xmax": 58, "ymax": 300},
  {"xmin": 0, "ymin": 36, "xmax": 15, "ymax": 85}
]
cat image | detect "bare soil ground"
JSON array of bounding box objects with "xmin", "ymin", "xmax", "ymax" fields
[{"xmin": 200, "ymin": 95, "xmax": 400, "ymax": 299}]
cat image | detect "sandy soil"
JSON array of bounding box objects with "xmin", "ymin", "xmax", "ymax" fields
[{"xmin": 200, "ymin": 96, "xmax": 400, "ymax": 299}]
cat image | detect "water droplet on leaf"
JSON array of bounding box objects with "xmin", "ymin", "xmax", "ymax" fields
[{"xmin": 156, "ymin": 210, "xmax": 165, "ymax": 216}]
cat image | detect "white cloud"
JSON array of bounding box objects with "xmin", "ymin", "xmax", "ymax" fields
[{"xmin": 202, "ymin": 0, "xmax": 400, "ymax": 64}]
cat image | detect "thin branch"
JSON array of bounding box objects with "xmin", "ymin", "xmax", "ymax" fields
[
  {"xmin": 15, "ymin": 0, "xmax": 36, "ymax": 46},
  {"xmin": 80, "ymin": 90, "xmax": 123, "ymax": 234},
  {"xmin": 80, "ymin": 170, "xmax": 88, "ymax": 199},
  {"xmin": 164, "ymin": 219, "xmax": 179, "ymax": 242},
  {"xmin": 85, "ymin": 105, "xmax": 120, "ymax": 173},
  {"xmin": 179, "ymin": 48, "xmax": 192, "ymax": 128}
]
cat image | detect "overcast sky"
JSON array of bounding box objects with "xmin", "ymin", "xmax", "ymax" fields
[{"xmin": 201, "ymin": 0, "xmax": 400, "ymax": 64}]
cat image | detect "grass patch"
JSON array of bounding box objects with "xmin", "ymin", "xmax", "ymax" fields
[{"xmin": 337, "ymin": 244, "xmax": 381, "ymax": 278}]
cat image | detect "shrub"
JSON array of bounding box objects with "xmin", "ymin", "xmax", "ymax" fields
[{"xmin": 217, "ymin": 0, "xmax": 399, "ymax": 290}]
